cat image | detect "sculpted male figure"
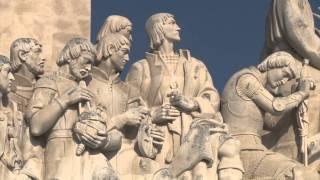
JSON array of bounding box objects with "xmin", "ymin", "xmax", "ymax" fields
[
  {"xmin": 261, "ymin": 0, "xmax": 320, "ymax": 162},
  {"xmin": 127, "ymin": 13, "xmax": 243, "ymax": 179},
  {"xmin": 8, "ymin": 38, "xmax": 46, "ymax": 180},
  {"xmin": 221, "ymin": 51, "xmax": 318, "ymax": 179},
  {"xmin": 90, "ymin": 33, "xmax": 164, "ymax": 178},
  {"xmin": 27, "ymin": 38, "xmax": 117, "ymax": 180},
  {"xmin": 0, "ymin": 55, "xmax": 23, "ymax": 179}
]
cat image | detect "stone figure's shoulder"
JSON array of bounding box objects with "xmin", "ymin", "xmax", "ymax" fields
[
  {"xmin": 34, "ymin": 73, "xmax": 58, "ymax": 91},
  {"xmin": 236, "ymin": 73, "xmax": 262, "ymax": 99},
  {"xmin": 132, "ymin": 58, "xmax": 148, "ymax": 68},
  {"xmin": 128, "ymin": 58, "xmax": 149, "ymax": 75},
  {"xmin": 181, "ymin": 49, "xmax": 207, "ymax": 68}
]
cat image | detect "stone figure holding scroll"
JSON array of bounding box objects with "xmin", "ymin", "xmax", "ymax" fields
[
  {"xmin": 27, "ymin": 38, "xmax": 118, "ymax": 180},
  {"xmin": 0, "ymin": 55, "xmax": 23, "ymax": 179},
  {"xmin": 221, "ymin": 51, "xmax": 318, "ymax": 179},
  {"xmin": 126, "ymin": 13, "xmax": 243, "ymax": 180}
]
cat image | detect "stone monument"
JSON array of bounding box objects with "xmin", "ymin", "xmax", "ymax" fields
[{"xmin": 1, "ymin": 1, "xmax": 320, "ymax": 180}]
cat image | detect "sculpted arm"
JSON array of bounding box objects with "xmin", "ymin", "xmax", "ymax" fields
[
  {"xmin": 193, "ymin": 62, "xmax": 220, "ymax": 116},
  {"xmin": 282, "ymin": 0, "xmax": 320, "ymax": 69},
  {"xmin": 238, "ymin": 74, "xmax": 308, "ymax": 115},
  {"xmin": 26, "ymin": 80, "xmax": 66, "ymax": 136}
]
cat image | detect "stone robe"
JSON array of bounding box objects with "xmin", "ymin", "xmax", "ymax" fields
[
  {"xmin": 88, "ymin": 66, "xmax": 144, "ymax": 179},
  {"xmin": 126, "ymin": 49, "xmax": 221, "ymax": 177}
]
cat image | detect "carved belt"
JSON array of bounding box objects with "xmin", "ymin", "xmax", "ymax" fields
[{"xmin": 47, "ymin": 129, "xmax": 73, "ymax": 141}]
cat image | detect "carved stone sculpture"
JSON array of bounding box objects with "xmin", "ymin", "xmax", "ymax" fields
[
  {"xmin": 126, "ymin": 13, "xmax": 243, "ymax": 180},
  {"xmin": 26, "ymin": 38, "xmax": 118, "ymax": 180},
  {"xmin": 90, "ymin": 32, "xmax": 165, "ymax": 179},
  {"xmin": 0, "ymin": 55, "xmax": 23, "ymax": 179},
  {"xmin": 221, "ymin": 51, "xmax": 318, "ymax": 179},
  {"xmin": 261, "ymin": 0, "xmax": 320, "ymax": 166},
  {"xmin": 8, "ymin": 38, "xmax": 46, "ymax": 180},
  {"xmin": 96, "ymin": 15, "xmax": 132, "ymax": 43}
]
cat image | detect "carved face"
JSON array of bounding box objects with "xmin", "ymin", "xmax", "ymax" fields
[
  {"xmin": 24, "ymin": 43, "xmax": 46, "ymax": 76},
  {"xmin": 162, "ymin": 17, "xmax": 181, "ymax": 43},
  {"xmin": 69, "ymin": 53, "xmax": 93, "ymax": 81},
  {"xmin": 266, "ymin": 66, "xmax": 294, "ymax": 89},
  {"xmin": 119, "ymin": 25, "xmax": 132, "ymax": 40},
  {"xmin": 109, "ymin": 44, "xmax": 130, "ymax": 72},
  {"xmin": 0, "ymin": 64, "xmax": 14, "ymax": 94}
]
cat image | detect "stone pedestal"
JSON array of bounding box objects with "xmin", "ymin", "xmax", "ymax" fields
[{"xmin": 0, "ymin": 0, "xmax": 91, "ymax": 71}]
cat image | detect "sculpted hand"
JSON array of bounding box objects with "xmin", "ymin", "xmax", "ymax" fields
[
  {"xmin": 150, "ymin": 127, "xmax": 165, "ymax": 150},
  {"xmin": 151, "ymin": 105, "xmax": 180, "ymax": 123},
  {"xmin": 123, "ymin": 107, "xmax": 149, "ymax": 126},
  {"xmin": 74, "ymin": 122, "xmax": 108, "ymax": 149},
  {"xmin": 299, "ymin": 77, "xmax": 315, "ymax": 95},
  {"xmin": 60, "ymin": 86, "xmax": 94, "ymax": 106},
  {"xmin": 169, "ymin": 91, "xmax": 198, "ymax": 112}
]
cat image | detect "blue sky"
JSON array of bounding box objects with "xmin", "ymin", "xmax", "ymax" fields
[{"xmin": 92, "ymin": 0, "xmax": 320, "ymax": 92}]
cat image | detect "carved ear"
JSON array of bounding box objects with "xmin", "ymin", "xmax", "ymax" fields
[
  {"xmin": 18, "ymin": 50, "xmax": 27, "ymax": 62},
  {"xmin": 107, "ymin": 44, "xmax": 116, "ymax": 56}
]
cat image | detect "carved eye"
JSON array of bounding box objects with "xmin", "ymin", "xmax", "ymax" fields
[{"xmin": 202, "ymin": 93, "xmax": 211, "ymax": 101}]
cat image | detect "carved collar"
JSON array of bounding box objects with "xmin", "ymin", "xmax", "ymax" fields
[
  {"xmin": 145, "ymin": 49, "xmax": 191, "ymax": 65},
  {"xmin": 13, "ymin": 73, "xmax": 36, "ymax": 87},
  {"xmin": 91, "ymin": 66, "xmax": 121, "ymax": 84}
]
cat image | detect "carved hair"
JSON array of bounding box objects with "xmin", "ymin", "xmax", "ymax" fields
[
  {"xmin": 96, "ymin": 34, "xmax": 130, "ymax": 64},
  {"xmin": 96, "ymin": 15, "xmax": 132, "ymax": 43},
  {"xmin": 145, "ymin": 13, "xmax": 174, "ymax": 51},
  {"xmin": 257, "ymin": 51, "xmax": 300, "ymax": 78},
  {"xmin": 57, "ymin": 38, "xmax": 96, "ymax": 66},
  {"xmin": 10, "ymin": 38, "xmax": 41, "ymax": 72}
]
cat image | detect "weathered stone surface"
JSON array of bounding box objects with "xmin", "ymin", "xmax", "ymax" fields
[{"xmin": 0, "ymin": 0, "xmax": 91, "ymax": 71}]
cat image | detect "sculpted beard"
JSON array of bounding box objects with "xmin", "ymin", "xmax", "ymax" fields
[{"xmin": 26, "ymin": 62, "xmax": 45, "ymax": 76}]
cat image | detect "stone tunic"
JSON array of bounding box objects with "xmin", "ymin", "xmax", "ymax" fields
[
  {"xmin": 9, "ymin": 73, "xmax": 44, "ymax": 180},
  {"xmin": 28, "ymin": 73, "xmax": 112, "ymax": 180},
  {"xmin": 88, "ymin": 67, "xmax": 135, "ymax": 176},
  {"xmin": 126, "ymin": 49, "xmax": 221, "ymax": 178}
]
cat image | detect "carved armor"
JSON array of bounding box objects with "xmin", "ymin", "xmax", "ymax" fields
[{"xmin": 221, "ymin": 66, "xmax": 311, "ymax": 179}]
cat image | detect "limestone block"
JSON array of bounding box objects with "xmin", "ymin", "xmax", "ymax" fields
[{"xmin": 0, "ymin": 0, "xmax": 91, "ymax": 71}]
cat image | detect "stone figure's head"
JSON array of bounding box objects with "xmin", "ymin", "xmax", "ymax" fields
[
  {"xmin": 96, "ymin": 34, "xmax": 131, "ymax": 73},
  {"xmin": 0, "ymin": 55, "xmax": 14, "ymax": 94},
  {"xmin": 145, "ymin": 13, "xmax": 181, "ymax": 51},
  {"xmin": 258, "ymin": 51, "xmax": 300, "ymax": 89},
  {"xmin": 57, "ymin": 38, "xmax": 95, "ymax": 81},
  {"xmin": 96, "ymin": 15, "xmax": 132, "ymax": 43},
  {"xmin": 10, "ymin": 38, "xmax": 46, "ymax": 76}
]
